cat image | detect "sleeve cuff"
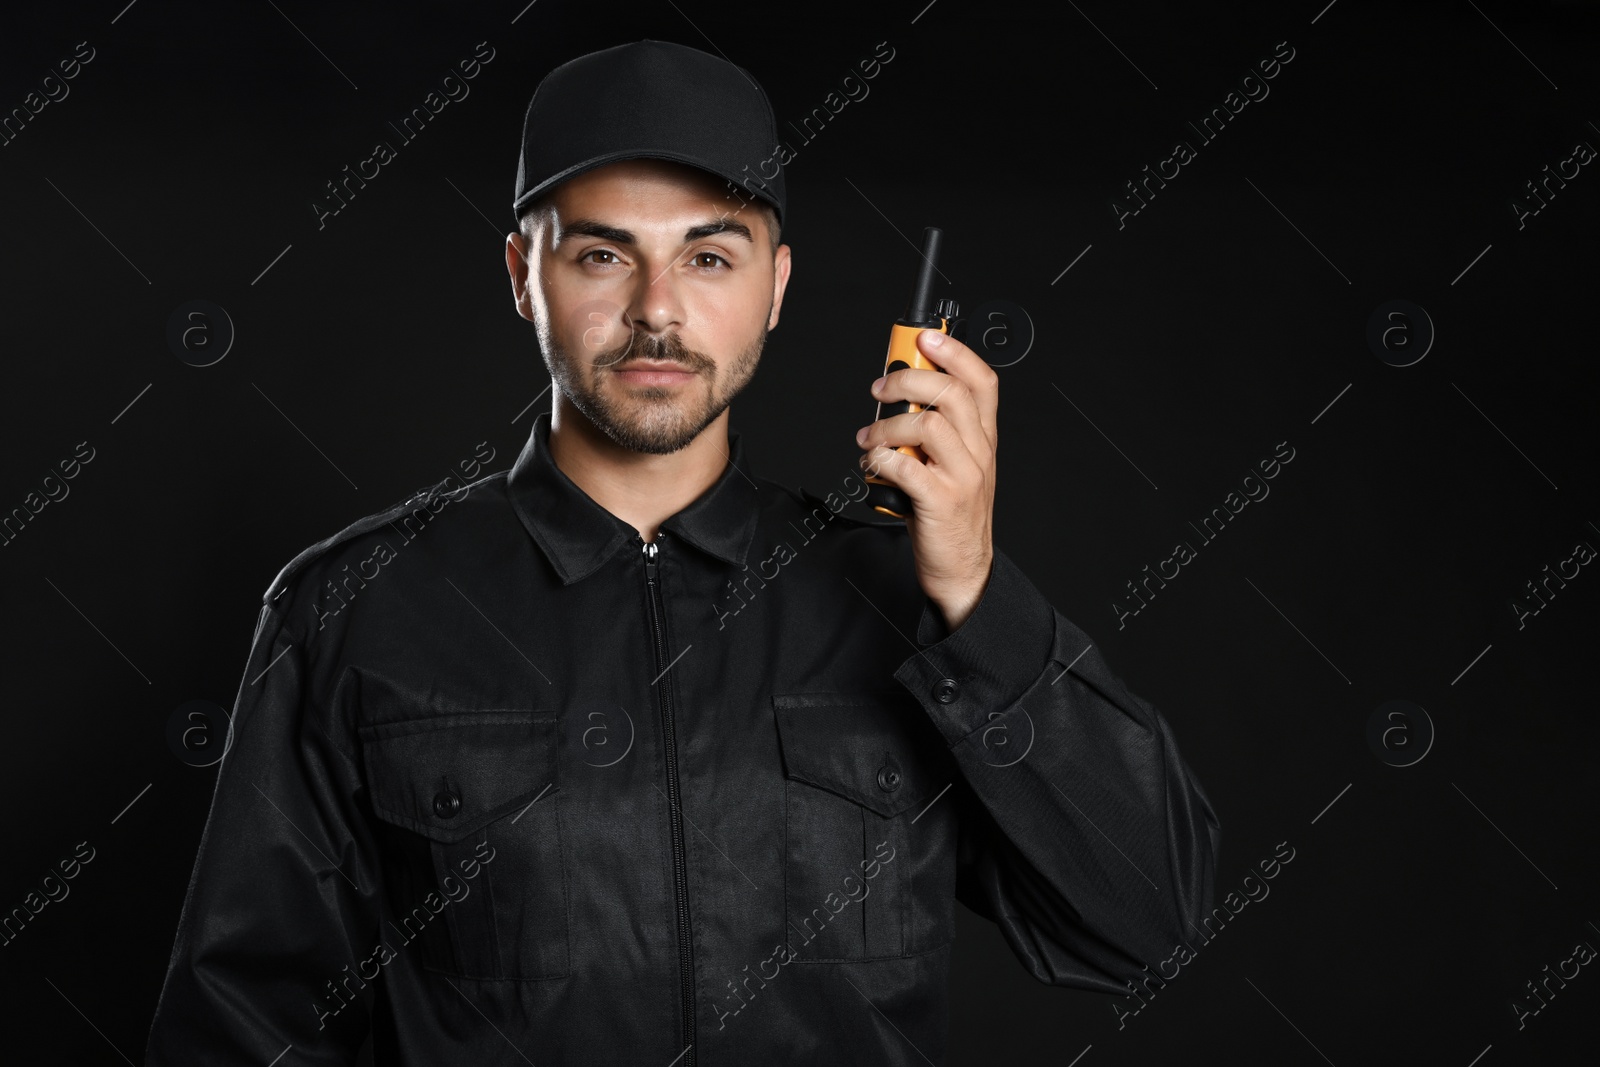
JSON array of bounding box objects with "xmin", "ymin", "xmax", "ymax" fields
[{"xmin": 894, "ymin": 548, "xmax": 1057, "ymax": 747}]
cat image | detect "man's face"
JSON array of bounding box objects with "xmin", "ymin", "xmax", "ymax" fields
[{"xmin": 505, "ymin": 159, "xmax": 790, "ymax": 455}]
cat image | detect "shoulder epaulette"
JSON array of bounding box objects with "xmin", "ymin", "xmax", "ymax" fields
[{"xmin": 262, "ymin": 476, "xmax": 488, "ymax": 606}]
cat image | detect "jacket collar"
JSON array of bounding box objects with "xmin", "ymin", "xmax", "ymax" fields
[{"xmin": 506, "ymin": 410, "xmax": 762, "ymax": 584}]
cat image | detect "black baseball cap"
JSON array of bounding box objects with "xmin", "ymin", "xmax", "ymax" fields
[{"xmin": 512, "ymin": 39, "xmax": 785, "ymax": 228}]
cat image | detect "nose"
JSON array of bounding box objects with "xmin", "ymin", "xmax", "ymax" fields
[{"xmin": 623, "ymin": 254, "xmax": 686, "ymax": 339}]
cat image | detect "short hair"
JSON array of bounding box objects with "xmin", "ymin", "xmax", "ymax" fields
[{"xmin": 516, "ymin": 194, "xmax": 781, "ymax": 256}]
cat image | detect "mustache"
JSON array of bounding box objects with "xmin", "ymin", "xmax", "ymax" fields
[{"xmin": 594, "ymin": 329, "xmax": 714, "ymax": 373}]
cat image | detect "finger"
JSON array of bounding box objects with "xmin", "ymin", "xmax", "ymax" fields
[
  {"xmin": 858, "ymin": 444, "xmax": 934, "ymax": 505},
  {"xmin": 914, "ymin": 330, "xmax": 999, "ymax": 443},
  {"xmin": 858, "ymin": 407, "xmax": 981, "ymax": 479},
  {"xmin": 870, "ymin": 367, "xmax": 988, "ymax": 468}
]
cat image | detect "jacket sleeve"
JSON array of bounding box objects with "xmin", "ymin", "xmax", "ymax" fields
[
  {"xmin": 145, "ymin": 592, "xmax": 383, "ymax": 1064},
  {"xmin": 893, "ymin": 548, "xmax": 1221, "ymax": 993}
]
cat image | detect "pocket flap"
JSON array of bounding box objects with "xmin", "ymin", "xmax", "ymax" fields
[
  {"xmin": 772, "ymin": 693, "xmax": 943, "ymax": 818},
  {"xmin": 359, "ymin": 712, "xmax": 558, "ymax": 843}
]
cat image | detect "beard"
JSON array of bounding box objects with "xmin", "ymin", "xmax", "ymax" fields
[{"xmin": 541, "ymin": 312, "xmax": 769, "ymax": 455}]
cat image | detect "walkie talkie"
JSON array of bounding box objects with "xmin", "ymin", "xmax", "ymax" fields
[{"xmin": 863, "ymin": 226, "xmax": 963, "ymax": 519}]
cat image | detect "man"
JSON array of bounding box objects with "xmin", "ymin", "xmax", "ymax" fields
[{"xmin": 145, "ymin": 39, "xmax": 1219, "ymax": 1066}]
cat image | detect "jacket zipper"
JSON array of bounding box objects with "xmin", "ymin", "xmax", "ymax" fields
[{"xmin": 643, "ymin": 534, "xmax": 697, "ymax": 1064}]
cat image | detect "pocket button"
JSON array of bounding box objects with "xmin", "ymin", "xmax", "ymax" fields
[
  {"xmin": 432, "ymin": 789, "xmax": 462, "ymax": 818},
  {"xmin": 876, "ymin": 765, "xmax": 902, "ymax": 792}
]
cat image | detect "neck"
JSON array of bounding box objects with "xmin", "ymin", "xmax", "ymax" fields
[{"xmin": 547, "ymin": 396, "xmax": 731, "ymax": 542}]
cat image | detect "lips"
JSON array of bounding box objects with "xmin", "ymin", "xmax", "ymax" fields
[
  {"xmin": 613, "ymin": 361, "xmax": 698, "ymax": 383},
  {"xmin": 613, "ymin": 361, "xmax": 694, "ymax": 373}
]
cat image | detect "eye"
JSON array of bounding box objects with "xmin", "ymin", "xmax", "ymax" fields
[
  {"xmin": 691, "ymin": 251, "xmax": 730, "ymax": 271},
  {"xmin": 580, "ymin": 249, "xmax": 622, "ymax": 266}
]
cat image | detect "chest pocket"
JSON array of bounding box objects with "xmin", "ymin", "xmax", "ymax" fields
[
  {"xmin": 360, "ymin": 711, "xmax": 568, "ymax": 981},
  {"xmin": 773, "ymin": 693, "xmax": 960, "ymax": 962}
]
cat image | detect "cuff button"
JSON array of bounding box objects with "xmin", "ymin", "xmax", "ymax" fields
[{"xmin": 932, "ymin": 678, "xmax": 961, "ymax": 704}]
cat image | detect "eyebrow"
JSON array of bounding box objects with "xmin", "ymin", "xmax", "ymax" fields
[{"xmin": 558, "ymin": 217, "xmax": 755, "ymax": 245}]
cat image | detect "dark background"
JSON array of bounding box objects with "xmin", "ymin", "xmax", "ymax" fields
[{"xmin": 2, "ymin": 0, "xmax": 1596, "ymax": 1063}]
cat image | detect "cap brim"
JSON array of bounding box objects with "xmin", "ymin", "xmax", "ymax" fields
[{"xmin": 511, "ymin": 149, "xmax": 782, "ymax": 224}]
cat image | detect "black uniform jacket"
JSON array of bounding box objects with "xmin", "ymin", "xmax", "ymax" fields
[{"xmin": 144, "ymin": 411, "xmax": 1221, "ymax": 1066}]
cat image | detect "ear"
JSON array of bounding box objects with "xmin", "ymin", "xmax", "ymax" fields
[
  {"xmin": 505, "ymin": 231, "xmax": 536, "ymax": 323},
  {"xmin": 767, "ymin": 243, "xmax": 792, "ymax": 331}
]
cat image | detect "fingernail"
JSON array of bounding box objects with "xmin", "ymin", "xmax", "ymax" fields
[
  {"xmin": 922, "ymin": 330, "xmax": 945, "ymax": 347},
  {"xmin": 871, "ymin": 376, "xmax": 886, "ymax": 395},
  {"xmin": 856, "ymin": 425, "xmax": 870, "ymax": 445}
]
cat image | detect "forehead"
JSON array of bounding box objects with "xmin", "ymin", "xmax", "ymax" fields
[{"xmin": 545, "ymin": 158, "xmax": 734, "ymax": 223}]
